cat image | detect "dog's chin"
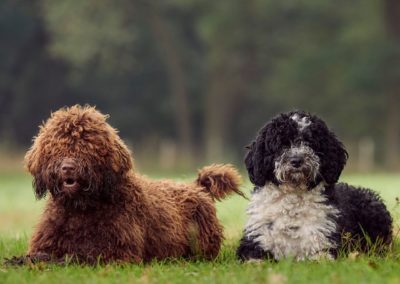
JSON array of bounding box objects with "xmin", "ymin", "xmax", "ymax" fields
[
  {"xmin": 53, "ymin": 184, "xmax": 94, "ymax": 210},
  {"xmin": 288, "ymin": 173, "xmax": 306, "ymax": 184},
  {"xmin": 278, "ymin": 169, "xmax": 312, "ymax": 191}
]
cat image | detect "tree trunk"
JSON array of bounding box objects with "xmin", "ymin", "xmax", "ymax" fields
[
  {"xmin": 383, "ymin": 0, "xmax": 400, "ymax": 170},
  {"xmin": 145, "ymin": 5, "xmax": 193, "ymax": 164},
  {"xmin": 204, "ymin": 56, "xmax": 257, "ymax": 162},
  {"xmin": 204, "ymin": 1, "xmax": 260, "ymax": 162},
  {"xmin": 204, "ymin": 65, "xmax": 232, "ymax": 162}
]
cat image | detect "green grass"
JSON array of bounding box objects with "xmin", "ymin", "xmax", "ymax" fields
[{"xmin": 1, "ymin": 173, "xmax": 400, "ymax": 284}]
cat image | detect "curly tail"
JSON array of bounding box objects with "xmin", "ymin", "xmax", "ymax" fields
[{"xmin": 196, "ymin": 164, "xmax": 245, "ymax": 201}]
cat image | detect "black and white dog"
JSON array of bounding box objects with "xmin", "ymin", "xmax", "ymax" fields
[{"xmin": 237, "ymin": 111, "xmax": 392, "ymax": 261}]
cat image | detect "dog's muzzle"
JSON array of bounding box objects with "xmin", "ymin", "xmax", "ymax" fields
[
  {"xmin": 274, "ymin": 145, "xmax": 320, "ymax": 187},
  {"xmin": 59, "ymin": 158, "xmax": 81, "ymax": 193}
]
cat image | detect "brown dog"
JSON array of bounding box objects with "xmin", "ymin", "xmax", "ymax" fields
[{"xmin": 22, "ymin": 105, "xmax": 243, "ymax": 264}]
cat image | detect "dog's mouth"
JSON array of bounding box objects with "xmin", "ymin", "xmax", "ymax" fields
[
  {"xmin": 288, "ymin": 166, "xmax": 310, "ymax": 175},
  {"xmin": 277, "ymin": 166, "xmax": 314, "ymax": 188},
  {"xmin": 61, "ymin": 177, "xmax": 81, "ymax": 192},
  {"xmin": 286, "ymin": 169, "xmax": 306, "ymax": 183}
]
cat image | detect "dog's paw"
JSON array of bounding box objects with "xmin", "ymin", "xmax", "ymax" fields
[
  {"xmin": 4, "ymin": 255, "xmax": 27, "ymax": 266},
  {"xmin": 245, "ymin": 258, "xmax": 264, "ymax": 264},
  {"xmin": 4, "ymin": 252, "xmax": 52, "ymax": 266},
  {"xmin": 308, "ymin": 251, "xmax": 335, "ymax": 262}
]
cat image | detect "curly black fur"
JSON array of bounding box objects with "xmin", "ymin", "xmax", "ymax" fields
[
  {"xmin": 237, "ymin": 111, "xmax": 393, "ymax": 261},
  {"xmin": 326, "ymin": 183, "xmax": 393, "ymax": 255}
]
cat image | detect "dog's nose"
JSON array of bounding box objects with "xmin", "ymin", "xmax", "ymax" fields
[
  {"xmin": 290, "ymin": 156, "xmax": 304, "ymax": 168},
  {"xmin": 61, "ymin": 158, "xmax": 76, "ymax": 174}
]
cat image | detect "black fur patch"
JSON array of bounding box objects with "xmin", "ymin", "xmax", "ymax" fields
[{"xmin": 237, "ymin": 235, "xmax": 274, "ymax": 261}]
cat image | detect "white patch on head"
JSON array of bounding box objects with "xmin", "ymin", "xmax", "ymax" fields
[
  {"xmin": 291, "ymin": 114, "xmax": 311, "ymax": 131},
  {"xmin": 244, "ymin": 183, "xmax": 339, "ymax": 261}
]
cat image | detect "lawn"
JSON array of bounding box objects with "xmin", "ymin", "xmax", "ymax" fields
[{"xmin": 0, "ymin": 172, "xmax": 399, "ymax": 284}]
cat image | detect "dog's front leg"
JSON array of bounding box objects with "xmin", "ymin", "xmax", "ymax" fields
[{"xmin": 236, "ymin": 235, "xmax": 274, "ymax": 262}]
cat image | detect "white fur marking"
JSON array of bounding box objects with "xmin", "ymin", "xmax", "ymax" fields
[
  {"xmin": 291, "ymin": 114, "xmax": 311, "ymax": 131},
  {"xmin": 245, "ymin": 183, "xmax": 339, "ymax": 261}
]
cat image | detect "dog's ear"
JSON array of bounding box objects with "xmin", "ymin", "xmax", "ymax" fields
[
  {"xmin": 24, "ymin": 142, "xmax": 39, "ymax": 175},
  {"xmin": 244, "ymin": 141, "xmax": 259, "ymax": 185},
  {"xmin": 32, "ymin": 173, "xmax": 48, "ymax": 199},
  {"xmin": 110, "ymin": 138, "xmax": 133, "ymax": 174},
  {"xmin": 245, "ymin": 128, "xmax": 275, "ymax": 187},
  {"xmin": 319, "ymin": 131, "xmax": 348, "ymax": 185},
  {"xmin": 306, "ymin": 117, "xmax": 348, "ymax": 185},
  {"xmin": 24, "ymin": 139, "xmax": 48, "ymax": 199}
]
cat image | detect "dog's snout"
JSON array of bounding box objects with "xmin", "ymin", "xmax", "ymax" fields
[
  {"xmin": 59, "ymin": 158, "xmax": 81, "ymax": 191},
  {"xmin": 290, "ymin": 156, "xmax": 304, "ymax": 168},
  {"xmin": 61, "ymin": 158, "xmax": 76, "ymax": 174}
]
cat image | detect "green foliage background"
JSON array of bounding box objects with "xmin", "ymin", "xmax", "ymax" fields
[{"xmin": 0, "ymin": 0, "xmax": 399, "ymax": 170}]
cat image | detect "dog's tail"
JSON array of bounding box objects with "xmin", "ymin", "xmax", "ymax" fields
[{"xmin": 196, "ymin": 164, "xmax": 245, "ymax": 201}]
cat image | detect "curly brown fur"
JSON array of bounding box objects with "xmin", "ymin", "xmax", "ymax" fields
[{"xmin": 16, "ymin": 105, "xmax": 243, "ymax": 265}]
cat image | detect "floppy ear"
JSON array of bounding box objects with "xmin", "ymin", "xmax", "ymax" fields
[
  {"xmin": 24, "ymin": 142, "xmax": 48, "ymax": 199},
  {"xmin": 244, "ymin": 127, "xmax": 274, "ymax": 187},
  {"xmin": 306, "ymin": 117, "xmax": 348, "ymax": 185},
  {"xmin": 109, "ymin": 138, "xmax": 133, "ymax": 174},
  {"xmin": 319, "ymin": 131, "xmax": 348, "ymax": 184},
  {"xmin": 244, "ymin": 141, "xmax": 259, "ymax": 185},
  {"xmin": 24, "ymin": 144, "xmax": 39, "ymax": 174},
  {"xmin": 32, "ymin": 173, "xmax": 48, "ymax": 199}
]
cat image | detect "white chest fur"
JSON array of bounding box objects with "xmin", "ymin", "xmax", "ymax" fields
[{"xmin": 245, "ymin": 183, "xmax": 339, "ymax": 260}]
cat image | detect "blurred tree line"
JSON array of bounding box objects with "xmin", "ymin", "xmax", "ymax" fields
[{"xmin": 0, "ymin": 0, "xmax": 399, "ymax": 171}]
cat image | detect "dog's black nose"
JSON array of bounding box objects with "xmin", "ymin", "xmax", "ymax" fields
[{"xmin": 290, "ymin": 156, "xmax": 304, "ymax": 168}]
